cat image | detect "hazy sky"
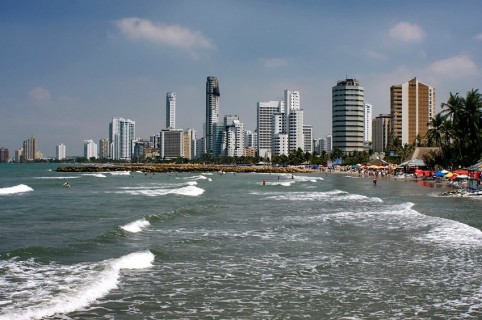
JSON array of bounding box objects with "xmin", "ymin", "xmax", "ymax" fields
[{"xmin": 1, "ymin": 0, "xmax": 481, "ymax": 156}]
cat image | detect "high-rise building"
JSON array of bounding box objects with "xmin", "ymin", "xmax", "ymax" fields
[
  {"xmin": 159, "ymin": 129, "xmax": 183, "ymax": 159},
  {"xmin": 245, "ymin": 130, "xmax": 257, "ymax": 149},
  {"xmin": 98, "ymin": 138, "xmax": 109, "ymax": 159},
  {"xmin": 332, "ymin": 79, "xmax": 365, "ymax": 152},
  {"xmin": 166, "ymin": 92, "xmax": 176, "ymax": 129},
  {"xmin": 0, "ymin": 147, "xmax": 9, "ymax": 163},
  {"xmin": 303, "ymin": 125, "xmax": 313, "ymax": 153},
  {"xmin": 390, "ymin": 77, "xmax": 435, "ymax": 145},
  {"xmin": 84, "ymin": 139, "xmax": 98, "ymax": 159},
  {"xmin": 222, "ymin": 115, "xmax": 245, "ymax": 157},
  {"xmin": 372, "ymin": 114, "xmax": 392, "ymax": 153},
  {"xmin": 205, "ymin": 76, "xmax": 220, "ymax": 155},
  {"xmin": 22, "ymin": 136, "xmax": 37, "ymax": 162},
  {"xmin": 56, "ymin": 143, "xmax": 66, "ymax": 161},
  {"xmin": 364, "ymin": 103, "xmax": 372, "ymax": 148},
  {"xmin": 287, "ymin": 109, "xmax": 304, "ymax": 152},
  {"xmin": 183, "ymin": 128, "xmax": 196, "ymax": 160},
  {"xmin": 109, "ymin": 117, "xmax": 135, "ymax": 161},
  {"xmin": 195, "ymin": 138, "xmax": 204, "ymax": 159},
  {"xmin": 15, "ymin": 149, "xmax": 23, "ymax": 163},
  {"xmin": 132, "ymin": 140, "xmax": 146, "ymax": 162},
  {"xmin": 285, "ymin": 90, "xmax": 300, "ymax": 111},
  {"xmin": 285, "ymin": 90, "xmax": 304, "ymax": 153},
  {"xmin": 257, "ymin": 100, "xmax": 284, "ymax": 159}
]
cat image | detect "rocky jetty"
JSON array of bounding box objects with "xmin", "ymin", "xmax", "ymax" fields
[{"xmin": 55, "ymin": 163, "xmax": 316, "ymax": 174}]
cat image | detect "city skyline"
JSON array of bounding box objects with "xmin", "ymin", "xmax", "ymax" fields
[{"xmin": 1, "ymin": 1, "xmax": 481, "ymax": 155}]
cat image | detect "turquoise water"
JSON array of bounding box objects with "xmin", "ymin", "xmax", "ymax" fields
[{"xmin": 0, "ymin": 164, "xmax": 481, "ymax": 319}]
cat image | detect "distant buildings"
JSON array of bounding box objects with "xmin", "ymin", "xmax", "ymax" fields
[
  {"xmin": 222, "ymin": 115, "xmax": 245, "ymax": 157},
  {"xmin": 364, "ymin": 103, "xmax": 372, "ymax": 148},
  {"xmin": 84, "ymin": 139, "xmax": 98, "ymax": 159},
  {"xmin": 8, "ymin": 75, "xmax": 437, "ymax": 162},
  {"xmin": 56, "ymin": 143, "xmax": 66, "ymax": 161},
  {"xmin": 257, "ymin": 100, "xmax": 284, "ymax": 159},
  {"xmin": 205, "ymin": 76, "xmax": 220, "ymax": 156},
  {"xmin": 166, "ymin": 92, "xmax": 176, "ymax": 129},
  {"xmin": 22, "ymin": 136, "xmax": 38, "ymax": 162},
  {"xmin": 109, "ymin": 117, "xmax": 135, "ymax": 160},
  {"xmin": 159, "ymin": 129, "xmax": 183, "ymax": 159},
  {"xmin": 303, "ymin": 124, "xmax": 313, "ymax": 154},
  {"xmin": 332, "ymin": 79, "xmax": 365, "ymax": 152},
  {"xmin": 98, "ymin": 138, "xmax": 109, "ymax": 159},
  {"xmin": 0, "ymin": 147, "xmax": 9, "ymax": 163},
  {"xmin": 372, "ymin": 114, "xmax": 391, "ymax": 153},
  {"xmin": 390, "ymin": 77, "xmax": 435, "ymax": 145}
]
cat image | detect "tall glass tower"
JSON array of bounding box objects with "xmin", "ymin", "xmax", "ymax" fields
[
  {"xmin": 205, "ymin": 76, "xmax": 220, "ymax": 155},
  {"xmin": 332, "ymin": 79, "xmax": 365, "ymax": 152},
  {"xmin": 109, "ymin": 117, "xmax": 135, "ymax": 160},
  {"xmin": 166, "ymin": 92, "xmax": 176, "ymax": 129}
]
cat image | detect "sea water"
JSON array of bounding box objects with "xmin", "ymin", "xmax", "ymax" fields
[{"xmin": 0, "ymin": 164, "xmax": 481, "ymax": 319}]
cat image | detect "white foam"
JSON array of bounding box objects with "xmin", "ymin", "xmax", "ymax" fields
[
  {"xmin": 109, "ymin": 171, "xmax": 131, "ymax": 176},
  {"xmin": 0, "ymin": 251, "xmax": 154, "ymax": 320},
  {"xmin": 113, "ymin": 184, "xmax": 205, "ymax": 197},
  {"xmin": 0, "ymin": 184, "xmax": 34, "ymax": 195},
  {"xmin": 186, "ymin": 181, "xmax": 198, "ymax": 186},
  {"xmin": 264, "ymin": 181, "xmax": 294, "ymax": 186},
  {"xmin": 189, "ymin": 175, "xmax": 208, "ymax": 180},
  {"xmin": 264, "ymin": 189, "xmax": 382, "ymax": 203},
  {"xmin": 112, "ymin": 251, "xmax": 155, "ymax": 270},
  {"xmin": 81, "ymin": 173, "xmax": 107, "ymax": 178},
  {"xmin": 175, "ymin": 185, "xmax": 205, "ymax": 196},
  {"xmin": 33, "ymin": 176, "xmax": 80, "ymax": 180},
  {"xmin": 120, "ymin": 218, "xmax": 150, "ymax": 233}
]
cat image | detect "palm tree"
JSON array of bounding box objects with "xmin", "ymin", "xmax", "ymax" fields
[
  {"xmin": 426, "ymin": 113, "xmax": 445, "ymax": 147},
  {"xmin": 460, "ymin": 89, "xmax": 482, "ymax": 162}
]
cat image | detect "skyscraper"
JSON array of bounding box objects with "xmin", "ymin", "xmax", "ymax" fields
[
  {"xmin": 205, "ymin": 76, "xmax": 220, "ymax": 155},
  {"xmin": 303, "ymin": 124, "xmax": 313, "ymax": 153},
  {"xmin": 109, "ymin": 117, "xmax": 135, "ymax": 161},
  {"xmin": 390, "ymin": 77, "xmax": 435, "ymax": 145},
  {"xmin": 166, "ymin": 92, "xmax": 176, "ymax": 129},
  {"xmin": 159, "ymin": 129, "xmax": 183, "ymax": 159},
  {"xmin": 284, "ymin": 90, "xmax": 304, "ymax": 152},
  {"xmin": 56, "ymin": 143, "xmax": 66, "ymax": 161},
  {"xmin": 22, "ymin": 136, "xmax": 37, "ymax": 162},
  {"xmin": 257, "ymin": 100, "xmax": 284, "ymax": 159},
  {"xmin": 332, "ymin": 79, "xmax": 365, "ymax": 152},
  {"xmin": 364, "ymin": 103, "xmax": 373, "ymax": 148},
  {"xmin": 372, "ymin": 114, "xmax": 392, "ymax": 153},
  {"xmin": 222, "ymin": 115, "xmax": 245, "ymax": 157},
  {"xmin": 98, "ymin": 138, "xmax": 109, "ymax": 159},
  {"xmin": 0, "ymin": 147, "xmax": 9, "ymax": 163},
  {"xmin": 84, "ymin": 139, "xmax": 98, "ymax": 159}
]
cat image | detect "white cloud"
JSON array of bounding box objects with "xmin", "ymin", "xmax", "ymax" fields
[
  {"xmin": 113, "ymin": 17, "xmax": 214, "ymax": 57},
  {"xmin": 28, "ymin": 86, "xmax": 51, "ymax": 102},
  {"xmin": 475, "ymin": 33, "xmax": 482, "ymax": 41},
  {"xmin": 389, "ymin": 22, "xmax": 425, "ymax": 43},
  {"xmin": 364, "ymin": 50, "xmax": 387, "ymax": 60},
  {"xmin": 428, "ymin": 55, "xmax": 478, "ymax": 78},
  {"xmin": 260, "ymin": 58, "xmax": 288, "ymax": 68}
]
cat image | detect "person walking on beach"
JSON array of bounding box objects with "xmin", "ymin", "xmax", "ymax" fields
[{"xmin": 373, "ymin": 176, "xmax": 377, "ymax": 186}]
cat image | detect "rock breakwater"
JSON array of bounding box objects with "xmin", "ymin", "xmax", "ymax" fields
[{"xmin": 56, "ymin": 164, "xmax": 315, "ymax": 174}]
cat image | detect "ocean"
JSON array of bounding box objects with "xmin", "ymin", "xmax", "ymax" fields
[{"xmin": 0, "ymin": 164, "xmax": 481, "ymax": 319}]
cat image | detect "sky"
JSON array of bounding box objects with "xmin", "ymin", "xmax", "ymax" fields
[{"xmin": 1, "ymin": 0, "xmax": 481, "ymax": 156}]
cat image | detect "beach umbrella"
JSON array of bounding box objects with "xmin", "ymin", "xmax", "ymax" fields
[
  {"xmin": 444, "ymin": 172, "xmax": 454, "ymax": 178},
  {"xmin": 455, "ymin": 174, "xmax": 469, "ymax": 179},
  {"xmin": 433, "ymin": 170, "xmax": 446, "ymax": 177}
]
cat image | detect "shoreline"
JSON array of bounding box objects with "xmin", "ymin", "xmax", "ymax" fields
[{"xmin": 55, "ymin": 163, "xmax": 316, "ymax": 174}]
